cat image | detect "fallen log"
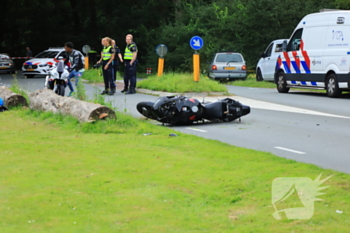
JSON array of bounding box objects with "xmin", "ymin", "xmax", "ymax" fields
[
  {"xmin": 0, "ymin": 86, "xmax": 28, "ymax": 108},
  {"xmin": 29, "ymin": 88, "xmax": 116, "ymax": 122}
]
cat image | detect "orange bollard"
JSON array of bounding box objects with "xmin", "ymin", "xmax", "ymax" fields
[
  {"xmin": 193, "ymin": 53, "xmax": 200, "ymax": 82},
  {"xmin": 157, "ymin": 58, "xmax": 164, "ymax": 77}
]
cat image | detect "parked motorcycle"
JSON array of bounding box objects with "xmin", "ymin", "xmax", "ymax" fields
[
  {"xmin": 137, "ymin": 95, "xmax": 250, "ymax": 125},
  {"xmin": 44, "ymin": 61, "xmax": 69, "ymax": 96}
]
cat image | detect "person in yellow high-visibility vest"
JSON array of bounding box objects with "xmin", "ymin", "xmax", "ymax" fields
[
  {"xmin": 122, "ymin": 34, "xmax": 138, "ymax": 94},
  {"xmin": 97, "ymin": 37, "xmax": 115, "ymax": 95}
]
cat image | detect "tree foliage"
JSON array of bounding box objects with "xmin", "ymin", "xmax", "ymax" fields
[{"xmin": 2, "ymin": 0, "xmax": 346, "ymax": 71}]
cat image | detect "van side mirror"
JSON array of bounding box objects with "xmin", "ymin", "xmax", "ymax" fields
[
  {"xmin": 282, "ymin": 40, "xmax": 288, "ymax": 52},
  {"xmin": 58, "ymin": 56, "xmax": 64, "ymax": 60},
  {"xmin": 261, "ymin": 53, "xmax": 266, "ymax": 58}
]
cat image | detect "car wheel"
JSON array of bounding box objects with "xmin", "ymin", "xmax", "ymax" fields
[
  {"xmin": 276, "ymin": 71, "xmax": 290, "ymax": 93},
  {"xmin": 326, "ymin": 73, "xmax": 341, "ymax": 98},
  {"xmin": 256, "ymin": 68, "xmax": 263, "ymax": 82},
  {"xmin": 26, "ymin": 75, "xmax": 35, "ymax": 78}
]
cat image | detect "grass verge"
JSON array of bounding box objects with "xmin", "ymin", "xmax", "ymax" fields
[
  {"xmin": 83, "ymin": 69, "xmax": 149, "ymax": 84},
  {"xmin": 229, "ymin": 73, "xmax": 276, "ymax": 88},
  {"xmin": 0, "ymin": 109, "xmax": 349, "ymax": 232},
  {"xmin": 137, "ymin": 73, "xmax": 227, "ymax": 93}
]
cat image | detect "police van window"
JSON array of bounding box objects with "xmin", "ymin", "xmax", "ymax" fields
[
  {"xmin": 287, "ymin": 28, "xmax": 303, "ymax": 51},
  {"xmin": 265, "ymin": 43, "xmax": 273, "ymax": 57},
  {"xmin": 275, "ymin": 43, "xmax": 283, "ymax": 52}
]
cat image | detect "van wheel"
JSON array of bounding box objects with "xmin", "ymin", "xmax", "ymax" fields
[
  {"xmin": 276, "ymin": 71, "xmax": 289, "ymax": 93},
  {"xmin": 326, "ymin": 74, "xmax": 341, "ymax": 98},
  {"xmin": 256, "ymin": 68, "xmax": 263, "ymax": 81}
]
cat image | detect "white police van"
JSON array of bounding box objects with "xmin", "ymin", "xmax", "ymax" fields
[
  {"xmin": 256, "ymin": 39, "xmax": 288, "ymax": 81},
  {"xmin": 275, "ymin": 10, "xmax": 350, "ymax": 97}
]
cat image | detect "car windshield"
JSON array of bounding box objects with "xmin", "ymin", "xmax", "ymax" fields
[
  {"xmin": 215, "ymin": 54, "xmax": 243, "ymax": 63},
  {"xmin": 35, "ymin": 51, "xmax": 59, "ymax": 58}
]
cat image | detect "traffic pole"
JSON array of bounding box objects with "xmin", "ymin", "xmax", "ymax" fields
[
  {"xmin": 193, "ymin": 52, "xmax": 200, "ymax": 82},
  {"xmin": 85, "ymin": 56, "xmax": 89, "ymax": 70},
  {"xmin": 157, "ymin": 57, "xmax": 164, "ymax": 77}
]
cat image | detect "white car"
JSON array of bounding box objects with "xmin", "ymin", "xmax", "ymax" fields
[
  {"xmin": 22, "ymin": 48, "xmax": 68, "ymax": 78},
  {"xmin": 256, "ymin": 39, "xmax": 288, "ymax": 81}
]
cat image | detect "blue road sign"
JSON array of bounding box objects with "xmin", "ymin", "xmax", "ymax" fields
[{"xmin": 190, "ymin": 36, "xmax": 204, "ymax": 50}]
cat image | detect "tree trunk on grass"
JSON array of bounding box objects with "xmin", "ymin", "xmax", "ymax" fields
[
  {"xmin": 29, "ymin": 89, "xmax": 116, "ymax": 123},
  {"xmin": 0, "ymin": 86, "xmax": 28, "ymax": 107}
]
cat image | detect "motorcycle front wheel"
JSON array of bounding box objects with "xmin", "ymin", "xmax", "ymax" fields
[
  {"xmin": 55, "ymin": 84, "xmax": 65, "ymax": 96},
  {"xmin": 137, "ymin": 102, "xmax": 155, "ymax": 119}
]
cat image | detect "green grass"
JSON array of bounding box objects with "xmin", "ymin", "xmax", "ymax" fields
[
  {"xmin": 83, "ymin": 69, "xmax": 151, "ymax": 84},
  {"xmin": 0, "ymin": 109, "xmax": 350, "ymax": 232},
  {"xmin": 137, "ymin": 73, "xmax": 227, "ymax": 93},
  {"xmin": 229, "ymin": 73, "xmax": 276, "ymax": 88}
]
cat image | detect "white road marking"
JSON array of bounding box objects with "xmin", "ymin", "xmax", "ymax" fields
[
  {"xmin": 274, "ymin": 146, "xmax": 306, "ymax": 155},
  {"xmin": 191, "ymin": 96, "xmax": 350, "ymax": 119},
  {"xmin": 186, "ymin": 127, "xmax": 207, "ymax": 133}
]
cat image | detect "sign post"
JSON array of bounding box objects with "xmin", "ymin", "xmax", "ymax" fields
[
  {"xmin": 155, "ymin": 44, "xmax": 168, "ymax": 77},
  {"xmin": 189, "ymin": 36, "xmax": 204, "ymax": 82},
  {"xmin": 82, "ymin": 45, "xmax": 91, "ymax": 70}
]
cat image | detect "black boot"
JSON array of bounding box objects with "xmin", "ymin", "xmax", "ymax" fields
[
  {"xmin": 109, "ymin": 89, "xmax": 114, "ymax": 95},
  {"xmin": 126, "ymin": 88, "xmax": 135, "ymax": 94},
  {"xmin": 121, "ymin": 88, "xmax": 128, "ymax": 93},
  {"xmin": 100, "ymin": 90, "xmax": 108, "ymax": 95}
]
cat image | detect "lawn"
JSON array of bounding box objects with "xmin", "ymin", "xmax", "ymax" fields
[
  {"xmin": 229, "ymin": 73, "xmax": 276, "ymax": 88},
  {"xmin": 0, "ymin": 109, "xmax": 349, "ymax": 232},
  {"xmin": 137, "ymin": 73, "xmax": 227, "ymax": 93}
]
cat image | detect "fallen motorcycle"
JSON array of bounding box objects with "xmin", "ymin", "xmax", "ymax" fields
[{"xmin": 137, "ymin": 95, "xmax": 250, "ymax": 125}]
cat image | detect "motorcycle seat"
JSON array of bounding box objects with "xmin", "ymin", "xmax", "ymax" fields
[{"xmin": 203, "ymin": 102, "xmax": 223, "ymax": 119}]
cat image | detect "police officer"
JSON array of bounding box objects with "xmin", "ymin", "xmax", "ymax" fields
[
  {"xmin": 97, "ymin": 37, "xmax": 115, "ymax": 95},
  {"xmin": 122, "ymin": 34, "xmax": 138, "ymax": 94},
  {"xmin": 111, "ymin": 40, "xmax": 123, "ymax": 90}
]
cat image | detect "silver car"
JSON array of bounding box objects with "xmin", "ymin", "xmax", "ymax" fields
[
  {"xmin": 0, "ymin": 54, "xmax": 15, "ymax": 74},
  {"xmin": 208, "ymin": 52, "xmax": 247, "ymax": 81}
]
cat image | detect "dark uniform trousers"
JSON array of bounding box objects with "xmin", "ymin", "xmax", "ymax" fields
[
  {"xmin": 102, "ymin": 61, "xmax": 114, "ymax": 91},
  {"xmin": 124, "ymin": 60, "xmax": 137, "ymax": 90}
]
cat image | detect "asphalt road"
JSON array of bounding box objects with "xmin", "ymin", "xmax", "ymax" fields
[{"xmin": 1, "ymin": 71, "xmax": 350, "ymax": 174}]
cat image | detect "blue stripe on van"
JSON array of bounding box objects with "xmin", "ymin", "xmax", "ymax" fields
[
  {"xmin": 291, "ymin": 81, "xmax": 297, "ymax": 84},
  {"xmin": 301, "ymin": 81, "xmax": 307, "ymax": 85},
  {"xmin": 282, "ymin": 61, "xmax": 291, "ymax": 73},
  {"xmin": 291, "ymin": 61, "xmax": 301, "ymax": 73},
  {"xmin": 301, "ymin": 61, "xmax": 311, "ymax": 73},
  {"xmin": 311, "ymin": 82, "xmax": 317, "ymax": 86}
]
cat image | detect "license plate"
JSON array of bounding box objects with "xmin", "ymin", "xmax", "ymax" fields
[
  {"xmin": 224, "ymin": 67, "xmax": 236, "ymax": 70},
  {"xmin": 0, "ymin": 67, "xmax": 7, "ymax": 69},
  {"xmin": 27, "ymin": 69, "xmax": 34, "ymax": 71}
]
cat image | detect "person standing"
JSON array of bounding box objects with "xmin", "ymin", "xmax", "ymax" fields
[
  {"xmin": 122, "ymin": 34, "xmax": 138, "ymax": 94},
  {"xmin": 64, "ymin": 42, "xmax": 85, "ymax": 97},
  {"xmin": 26, "ymin": 47, "xmax": 33, "ymax": 60},
  {"xmin": 111, "ymin": 40, "xmax": 123, "ymax": 85},
  {"xmin": 97, "ymin": 37, "xmax": 115, "ymax": 95}
]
